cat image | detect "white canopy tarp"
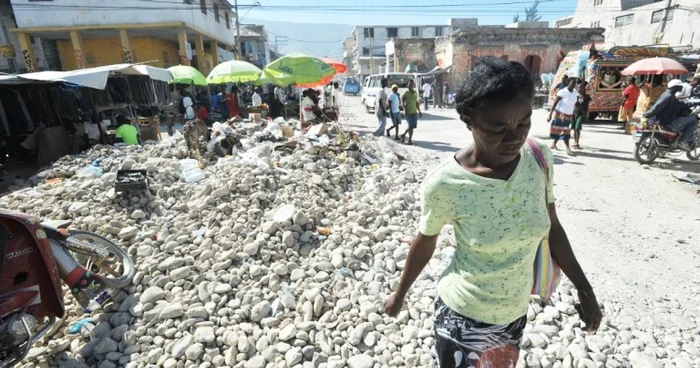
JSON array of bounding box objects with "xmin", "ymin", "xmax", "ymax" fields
[{"xmin": 12, "ymin": 63, "xmax": 173, "ymax": 90}]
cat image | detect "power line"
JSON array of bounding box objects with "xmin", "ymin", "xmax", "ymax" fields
[{"xmin": 265, "ymin": 30, "xmax": 344, "ymax": 44}]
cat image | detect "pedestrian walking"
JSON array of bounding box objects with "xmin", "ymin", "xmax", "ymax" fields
[
  {"xmin": 433, "ymin": 80, "xmax": 442, "ymax": 109},
  {"xmin": 386, "ymin": 84, "xmax": 402, "ymax": 140},
  {"xmin": 422, "ymin": 80, "xmax": 432, "ymax": 110},
  {"xmin": 443, "ymin": 81, "xmax": 450, "ymax": 107},
  {"xmin": 385, "ymin": 57, "xmax": 601, "ymax": 368},
  {"xmin": 373, "ymin": 78, "xmax": 389, "ymax": 137},
  {"xmin": 401, "ymin": 80, "xmax": 421, "ymax": 145},
  {"xmin": 572, "ymin": 81, "xmax": 592, "ymax": 149},
  {"xmin": 549, "ymin": 78, "xmax": 579, "ymax": 155}
]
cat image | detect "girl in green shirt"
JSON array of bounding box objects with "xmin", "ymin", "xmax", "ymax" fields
[{"xmin": 385, "ymin": 57, "xmax": 601, "ymax": 367}]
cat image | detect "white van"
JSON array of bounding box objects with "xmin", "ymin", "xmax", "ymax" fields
[{"xmin": 361, "ymin": 73, "xmax": 421, "ymax": 113}]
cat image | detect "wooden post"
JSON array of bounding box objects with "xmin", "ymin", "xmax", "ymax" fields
[
  {"xmin": 119, "ymin": 29, "xmax": 133, "ymax": 63},
  {"xmin": 178, "ymin": 28, "xmax": 190, "ymax": 66},
  {"xmin": 195, "ymin": 34, "xmax": 206, "ymax": 73},
  {"xmin": 16, "ymin": 32, "xmax": 36, "ymax": 72},
  {"xmin": 70, "ymin": 30, "xmax": 86, "ymax": 69}
]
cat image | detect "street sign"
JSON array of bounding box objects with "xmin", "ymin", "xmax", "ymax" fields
[{"xmin": 185, "ymin": 43, "xmax": 193, "ymax": 60}]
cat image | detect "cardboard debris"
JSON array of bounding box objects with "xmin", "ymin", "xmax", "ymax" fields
[
  {"xmin": 281, "ymin": 126, "xmax": 294, "ymax": 138},
  {"xmin": 308, "ymin": 123, "xmax": 328, "ymax": 137}
]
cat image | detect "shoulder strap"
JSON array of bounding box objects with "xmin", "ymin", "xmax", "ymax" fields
[{"xmin": 527, "ymin": 138, "xmax": 548, "ymax": 175}]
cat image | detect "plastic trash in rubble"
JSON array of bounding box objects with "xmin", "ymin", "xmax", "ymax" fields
[
  {"xmin": 68, "ymin": 318, "xmax": 95, "ymax": 334},
  {"xmin": 178, "ymin": 159, "xmax": 205, "ymax": 183},
  {"xmin": 76, "ymin": 165, "xmax": 103, "ymax": 178}
]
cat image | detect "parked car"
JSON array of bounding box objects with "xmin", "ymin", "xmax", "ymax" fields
[
  {"xmin": 343, "ymin": 78, "xmax": 360, "ymax": 95},
  {"xmin": 361, "ymin": 73, "xmax": 421, "ymax": 114}
]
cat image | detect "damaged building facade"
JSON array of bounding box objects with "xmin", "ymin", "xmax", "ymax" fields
[{"xmin": 385, "ymin": 21, "xmax": 604, "ymax": 88}]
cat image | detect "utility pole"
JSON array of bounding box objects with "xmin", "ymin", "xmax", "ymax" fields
[
  {"xmin": 235, "ymin": 0, "xmax": 241, "ymax": 60},
  {"xmin": 659, "ymin": 0, "xmax": 672, "ymax": 34},
  {"xmin": 368, "ymin": 32, "xmax": 374, "ymax": 75}
]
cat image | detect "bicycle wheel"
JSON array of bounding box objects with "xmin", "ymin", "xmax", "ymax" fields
[{"xmin": 61, "ymin": 230, "xmax": 135, "ymax": 288}]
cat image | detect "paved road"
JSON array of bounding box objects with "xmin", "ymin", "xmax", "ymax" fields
[{"xmin": 338, "ymin": 93, "xmax": 700, "ymax": 333}]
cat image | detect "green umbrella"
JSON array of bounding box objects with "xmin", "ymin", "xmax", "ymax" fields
[
  {"xmin": 261, "ymin": 53, "xmax": 335, "ymax": 87},
  {"xmin": 167, "ymin": 65, "xmax": 207, "ymax": 86},
  {"xmin": 207, "ymin": 60, "xmax": 263, "ymax": 84}
]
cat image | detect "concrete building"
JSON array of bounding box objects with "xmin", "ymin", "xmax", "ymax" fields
[
  {"xmin": 385, "ymin": 38, "xmax": 438, "ymax": 74},
  {"xmin": 436, "ymin": 23, "xmax": 604, "ymax": 87},
  {"xmin": 0, "ymin": 0, "xmax": 53, "ymax": 73},
  {"xmin": 555, "ymin": 0, "xmax": 700, "ymax": 49},
  {"xmin": 7, "ymin": 0, "xmax": 237, "ymax": 74},
  {"xmin": 342, "ymin": 36, "xmax": 355, "ymax": 76},
  {"xmin": 239, "ymin": 25, "xmax": 270, "ymax": 69},
  {"xmin": 350, "ymin": 20, "xmax": 464, "ymax": 80}
]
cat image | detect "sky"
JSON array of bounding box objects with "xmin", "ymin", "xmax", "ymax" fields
[{"xmin": 236, "ymin": 0, "xmax": 580, "ymax": 26}]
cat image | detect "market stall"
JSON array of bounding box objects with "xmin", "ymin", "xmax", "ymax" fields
[{"xmin": 0, "ymin": 63, "xmax": 173, "ymax": 167}]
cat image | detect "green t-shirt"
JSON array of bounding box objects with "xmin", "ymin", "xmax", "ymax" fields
[
  {"xmin": 115, "ymin": 124, "xmax": 139, "ymax": 145},
  {"xmin": 419, "ymin": 139, "xmax": 555, "ymax": 325},
  {"xmin": 403, "ymin": 90, "xmax": 419, "ymax": 114}
]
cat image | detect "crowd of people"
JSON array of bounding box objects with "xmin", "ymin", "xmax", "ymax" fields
[{"xmin": 548, "ymin": 73, "xmax": 699, "ymax": 153}]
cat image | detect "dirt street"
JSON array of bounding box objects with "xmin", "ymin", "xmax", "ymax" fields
[{"xmin": 338, "ymin": 94, "xmax": 700, "ymax": 340}]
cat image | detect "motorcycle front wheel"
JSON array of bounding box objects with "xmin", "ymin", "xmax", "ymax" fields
[
  {"xmin": 634, "ymin": 136, "xmax": 659, "ymax": 164},
  {"xmin": 687, "ymin": 134, "xmax": 700, "ymax": 161},
  {"xmin": 60, "ymin": 231, "xmax": 135, "ymax": 288}
]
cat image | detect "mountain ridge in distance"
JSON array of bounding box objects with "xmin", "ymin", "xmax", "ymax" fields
[{"xmin": 244, "ymin": 18, "xmax": 353, "ymax": 60}]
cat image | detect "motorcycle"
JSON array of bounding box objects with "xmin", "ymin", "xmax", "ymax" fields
[
  {"xmin": 0, "ymin": 210, "xmax": 135, "ymax": 367},
  {"xmin": 633, "ymin": 102, "xmax": 700, "ymax": 165}
]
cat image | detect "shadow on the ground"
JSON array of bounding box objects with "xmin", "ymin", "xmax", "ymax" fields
[
  {"xmin": 654, "ymin": 158, "xmax": 700, "ymax": 175},
  {"xmin": 419, "ymin": 113, "xmax": 452, "ymax": 121},
  {"xmin": 414, "ymin": 140, "xmax": 459, "ymax": 153},
  {"xmin": 573, "ymin": 149, "xmax": 637, "ymax": 163},
  {"xmin": 552, "ymin": 155, "xmax": 584, "ymax": 166}
]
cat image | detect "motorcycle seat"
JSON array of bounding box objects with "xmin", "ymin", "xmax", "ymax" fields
[{"xmin": 41, "ymin": 220, "xmax": 72, "ymax": 234}]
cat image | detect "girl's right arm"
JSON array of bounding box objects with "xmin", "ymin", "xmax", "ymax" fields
[{"xmin": 385, "ymin": 232, "xmax": 438, "ymax": 316}]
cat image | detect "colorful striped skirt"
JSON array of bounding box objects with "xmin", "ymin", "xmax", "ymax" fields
[{"xmin": 550, "ymin": 111, "xmax": 573, "ymax": 139}]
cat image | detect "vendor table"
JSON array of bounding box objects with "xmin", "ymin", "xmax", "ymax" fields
[{"xmin": 130, "ymin": 116, "xmax": 161, "ymax": 141}]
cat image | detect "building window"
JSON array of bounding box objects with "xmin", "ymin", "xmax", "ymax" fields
[
  {"xmin": 362, "ymin": 47, "xmax": 370, "ymax": 56},
  {"xmin": 615, "ymin": 14, "xmax": 634, "ymax": 27},
  {"xmin": 556, "ymin": 18, "xmax": 573, "ymax": 27},
  {"xmin": 411, "ymin": 27, "xmax": 420, "ymax": 37},
  {"xmin": 183, "ymin": 0, "xmax": 193, "ymax": 3},
  {"xmin": 651, "ymin": 8, "xmax": 674, "ymax": 23},
  {"xmin": 200, "ymin": 0, "xmax": 206, "ymax": 15},
  {"xmin": 225, "ymin": 12, "xmax": 230, "ymax": 29},
  {"xmin": 363, "ymin": 28, "xmax": 374, "ymax": 38},
  {"xmin": 590, "ymin": 20, "xmax": 600, "ymax": 28},
  {"xmin": 593, "ymin": 0, "xmax": 603, "ymax": 6},
  {"xmin": 435, "ymin": 27, "xmax": 444, "ymax": 36},
  {"xmin": 387, "ymin": 28, "xmax": 398, "ymax": 38},
  {"xmin": 214, "ymin": 4, "xmax": 220, "ymax": 22}
]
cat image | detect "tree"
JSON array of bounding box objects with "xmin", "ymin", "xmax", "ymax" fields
[
  {"xmin": 513, "ymin": 14, "xmax": 520, "ymax": 22},
  {"xmin": 525, "ymin": 0, "xmax": 542, "ymax": 21}
]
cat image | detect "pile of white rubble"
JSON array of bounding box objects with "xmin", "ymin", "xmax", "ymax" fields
[{"xmin": 1, "ymin": 124, "xmax": 698, "ymax": 368}]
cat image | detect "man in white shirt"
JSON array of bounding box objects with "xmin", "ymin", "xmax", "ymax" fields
[
  {"xmin": 252, "ymin": 88, "xmax": 263, "ymax": 106},
  {"xmin": 548, "ymin": 78, "xmax": 579, "ymax": 155},
  {"xmin": 421, "ymin": 81, "xmax": 432, "ymax": 111},
  {"xmin": 274, "ymin": 86, "xmax": 285, "ymax": 103},
  {"xmin": 331, "ymin": 82, "xmax": 341, "ymax": 112},
  {"xmin": 182, "ymin": 93, "xmax": 195, "ymax": 120}
]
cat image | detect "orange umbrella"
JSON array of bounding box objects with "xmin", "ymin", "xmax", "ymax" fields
[
  {"xmin": 298, "ymin": 75, "xmax": 334, "ymax": 88},
  {"xmin": 621, "ymin": 57, "xmax": 688, "ymax": 75},
  {"xmin": 321, "ymin": 58, "xmax": 347, "ymax": 74}
]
